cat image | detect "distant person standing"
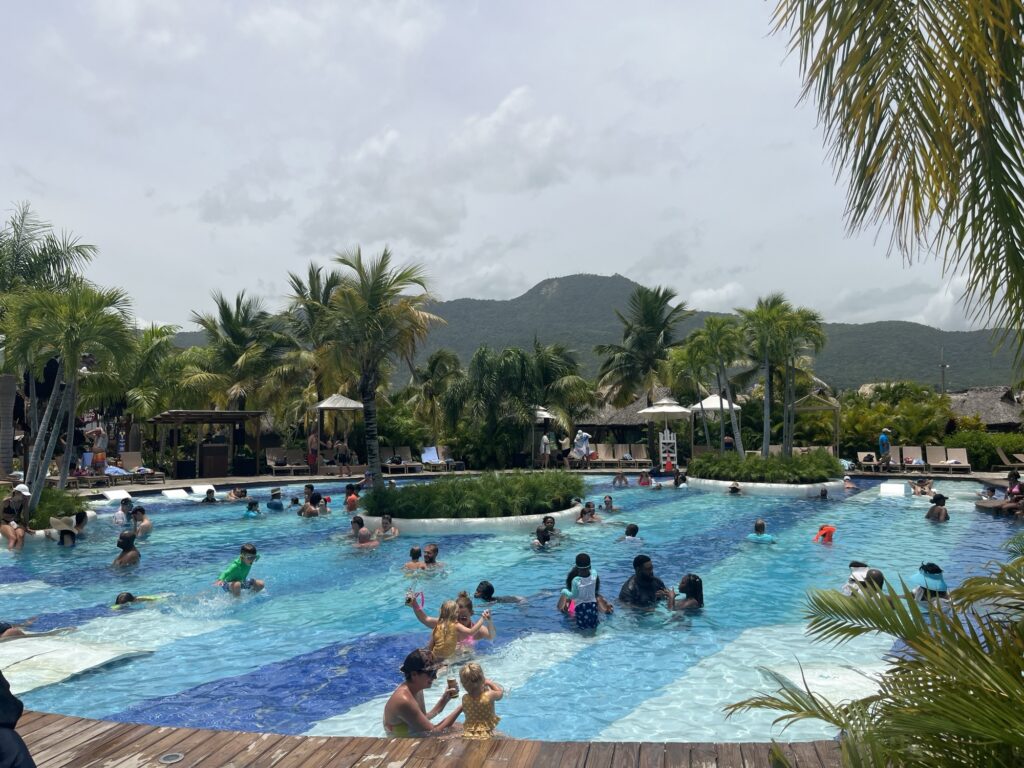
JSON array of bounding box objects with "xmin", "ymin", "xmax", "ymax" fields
[
  {"xmin": 307, "ymin": 430, "xmax": 320, "ymax": 472},
  {"xmin": 540, "ymin": 433, "xmax": 551, "ymax": 469},
  {"xmin": 878, "ymin": 428, "xmax": 892, "ymax": 461},
  {"xmin": 88, "ymin": 426, "xmax": 108, "ymax": 470}
]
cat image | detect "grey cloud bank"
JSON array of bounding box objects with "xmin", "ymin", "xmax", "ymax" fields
[{"xmin": 1, "ymin": 1, "xmax": 976, "ymax": 331}]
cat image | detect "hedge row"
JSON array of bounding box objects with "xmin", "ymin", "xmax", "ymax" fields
[{"xmin": 687, "ymin": 450, "xmax": 842, "ymax": 484}]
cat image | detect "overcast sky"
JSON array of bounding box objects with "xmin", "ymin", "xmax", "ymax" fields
[{"xmin": 1, "ymin": 1, "xmax": 977, "ymax": 331}]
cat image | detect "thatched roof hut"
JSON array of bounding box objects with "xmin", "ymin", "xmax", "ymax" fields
[
  {"xmin": 948, "ymin": 387, "xmax": 1023, "ymax": 431},
  {"xmin": 578, "ymin": 387, "xmax": 673, "ymax": 429}
]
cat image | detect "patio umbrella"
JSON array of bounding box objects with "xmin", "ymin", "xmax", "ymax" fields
[
  {"xmin": 687, "ymin": 395, "xmax": 741, "ymax": 415},
  {"xmin": 532, "ymin": 406, "xmax": 556, "ymax": 467},
  {"xmin": 637, "ymin": 397, "xmax": 691, "ymax": 468},
  {"xmin": 315, "ymin": 395, "xmax": 364, "ymax": 469}
]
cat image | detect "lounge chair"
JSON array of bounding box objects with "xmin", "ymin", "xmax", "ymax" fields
[
  {"xmin": 630, "ymin": 444, "xmax": 654, "ymax": 469},
  {"xmin": 993, "ymin": 447, "xmax": 1024, "ymax": 471},
  {"xmin": 592, "ymin": 443, "xmax": 620, "ymax": 469},
  {"xmin": 119, "ymin": 452, "xmax": 166, "ymax": 484},
  {"xmin": 317, "ymin": 458, "xmax": 340, "ymax": 476},
  {"xmin": 266, "ymin": 449, "xmax": 309, "ymax": 476},
  {"xmin": 943, "ymin": 447, "xmax": 972, "ymax": 474},
  {"xmin": 421, "ymin": 446, "xmax": 448, "ymax": 472},
  {"xmin": 381, "ymin": 446, "xmax": 422, "ymax": 474},
  {"xmin": 857, "ymin": 452, "xmax": 880, "ymax": 472},
  {"xmin": 900, "ymin": 446, "xmax": 926, "ymax": 472},
  {"xmin": 924, "ymin": 445, "xmax": 953, "ymax": 473},
  {"xmin": 768, "ymin": 444, "xmax": 783, "ymax": 456},
  {"xmin": 613, "ymin": 444, "xmax": 636, "ymax": 468}
]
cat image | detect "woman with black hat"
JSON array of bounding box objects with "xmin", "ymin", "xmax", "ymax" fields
[{"xmin": 382, "ymin": 648, "xmax": 462, "ymax": 737}]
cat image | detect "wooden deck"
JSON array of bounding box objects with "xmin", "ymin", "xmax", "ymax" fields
[{"xmin": 16, "ymin": 711, "xmax": 840, "ymax": 767}]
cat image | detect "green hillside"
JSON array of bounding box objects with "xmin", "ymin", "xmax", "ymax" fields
[{"xmin": 173, "ymin": 273, "xmax": 1018, "ymax": 392}]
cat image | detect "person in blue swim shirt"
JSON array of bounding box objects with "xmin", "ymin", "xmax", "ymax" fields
[
  {"xmin": 878, "ymin": 428, "xmax": 892, "ymax": 459},
  {"xmin": 558, "ymin": 552, "xmax": 613, "ymax": 628},
  {"xmin": 747, "ymin": 518, "xmax": 776, "ymax": 544}
]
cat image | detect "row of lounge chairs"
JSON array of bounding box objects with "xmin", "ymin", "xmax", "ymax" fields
[
  {"xmin": 857, "ymin": 446, "xmax": 972, "ymax": 474},
  {"xmin": 37, "ymin": 451, "xmax": 167, "ymax": 489},
  {"xmin": 583, "ymin": 444, "xmax": 654, "ymax": 470},
  {"xmin": 993, "ymin": 447, "xmax": 1024, "ymax": 471}
]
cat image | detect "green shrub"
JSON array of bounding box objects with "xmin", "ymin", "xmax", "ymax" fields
[
  {"xmin": 29, "ymin": 486, "xmax": 88, "ymax": 529},
  {"xmin": 688, "ymin": 450, "xmax": 842, "ymax": 484},
  {"xmin": 943, "ymin": 430, "xmax": 1024, "ymax": 472},
  {"xmin": 362, "ymin": 471, "xmax": 585, "ymax": 519}
]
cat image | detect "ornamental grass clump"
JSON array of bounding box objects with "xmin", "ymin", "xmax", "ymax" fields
[{"xmin": 362, "ymin": 471, "xmax": 584, "ymax": 519}]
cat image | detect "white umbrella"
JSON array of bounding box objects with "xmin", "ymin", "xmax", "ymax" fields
[
  {"xmin": 534, "ymin": 406, "xmax": 556, "ymax": 422},
  {"xmin": 637, "ymin": 397, "xmax": 692, "ymax": 423},
  {"xmin": 688, "ymin": 395, "xmax": 741, "ymax": 415},
  {"xmin": 315, "ymin": 395, "xmax": 364, "ymax": 471}
]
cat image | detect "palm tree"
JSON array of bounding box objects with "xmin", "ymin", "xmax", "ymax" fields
[
  {"xmin": 328, "ymin": 248, "xmax": 440, "ymax": 489},
  {"xmin": 772, "ymin": 2, "xmax": 1024, "ymax": 357},
  {"xmin": 185, "ymin": 291, "xmax": 286, "ymax": 411},
  {"xmin": 688, "ymin": 316, "xmax": 746, "ymax": 456},
  {"xmin": 0, "ymin": 202, "xmax": 95, "ymax": 475},
  {"xmin": 727, "ymin": 537, "xmax": 1024, "ymax": 766},
  {"xmin": 779, "ymin": 307, "xmax": 826, "ymax": 456},
  {"xmin": 408, "ymin": 349, "xmax": 462, "ymax": 445},
  {"xmin": 739, "ymin": 293, "xmax": 792, "ymax": 457},
  {"xmin": 666, "ymin": 342, "xmax": 715, "ymax": 450},
  {"xmin": 595, "ymin": 286, "xmax": 694, "ymax": 407},
  {"xmin": 528, "ymin": 341, "xmax": 594, "ymax": 431},
  {"xmin": 4, "ymin": 281, "xmax": 133, "ymax": 502}
]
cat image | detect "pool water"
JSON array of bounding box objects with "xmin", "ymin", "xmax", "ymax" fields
[{"xmin": 1, "ymin": 476, "xmax": 1013, "ymax": 742}]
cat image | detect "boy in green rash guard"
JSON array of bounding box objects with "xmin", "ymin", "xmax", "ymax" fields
[{"xmin": 215, "ymin": 543, "xmax": 266, "ymax": 596}]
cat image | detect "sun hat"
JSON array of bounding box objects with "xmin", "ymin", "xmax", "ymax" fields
[
  {"xmin": 49, "ymin": 515, "xmax": 77, "ymax": 532},
  {"xmin": 13, "ymin": 483, "xmax": 29, "ymax": 495}
]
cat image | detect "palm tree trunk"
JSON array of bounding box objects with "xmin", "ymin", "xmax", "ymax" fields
[
  {"xmin": 58, "ymin": 375, "xmax": 78, "ymax": 487},
  {"xmin": 720, "ymin": 364, "xmax": 745, "ymax": 457},
  {"xmin": 29, "ymin": 375, "xmax": 38, "ymax": 437},
  {"xmin": 762, "ymin": 354, "xmax": 771, "ymax": 458},
  {"xmin": 0, "ymin": 374, "xmax": 17, "ymax": 475},
  {"xmin": 715, "ymin": 371, "xmax": 726, "ymax": 450},
  {"xmin": 361, "ymin": 379, "xmax": 383, "ymax": 491},
  {"xmin": 28, "ymin": 379, "xmax": 69, "ymax": 515},
  {"xmin": 27, "ymin": 362, "xmax": 63, "ymax": 481}
]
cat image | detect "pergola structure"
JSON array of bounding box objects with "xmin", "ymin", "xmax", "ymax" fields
[
  {"xmin": 791, "ymin": 393, "xmax": 841, "ymax": 455},
  {"xmin": 147, "ymin": 409, "xmax": 266, "ymax": 479}
]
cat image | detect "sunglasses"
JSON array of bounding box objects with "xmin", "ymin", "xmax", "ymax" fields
[{"xmin": 241, "ymin": 553, "xmax": 260, "ymax": 562}]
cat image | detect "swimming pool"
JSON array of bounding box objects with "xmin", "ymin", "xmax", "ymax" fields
[{"xmin": 1, "ymin": 476, "xmax": 1013, "ymax": 742}]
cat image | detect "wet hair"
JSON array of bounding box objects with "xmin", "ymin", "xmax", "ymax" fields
[
  {"xmin": 59, "ymin": 529, "xmax": 76, "ymax": 546},
  {"xmin": 240, "ymin": 542, "xmax": 257, "ymax": 556},
  {"xmin": 603, "ymin": 495, "xmax": 612, "ymax": 504},
  {"xmin": 754, "ymin": 519, "xmax": 766, "ymax": 535},
  {"xmin": 409, "ymin": 546, "xmax": 422, "ymax": 561},
  {"xmin": 535, "ymin": 525, "xmax": 551, "ymax": 544},
  {"xmin": 865, "ymin": 569, "xmax": 885, "ymax": 590},
  {"xmin": 920, "ymin": 562, "xmax": 943, "ymax": 575},
  {"xmin": 309, "ymin": 492, "xmax": 323, "ymax": 506},
  {"xmin": 247, "ymin": 500, "xmax": 259, "ymax": 510},
  {"xmin": 120, "ymin": 497, "xmax": 133, "ymax": 506},
  {"xmin": 475, "ymin": 580, "xmax": 494, "ymax": 600},
  {"xmin": 74, "ymin": 511, "xmax": 88, "ymax": 526},
  {"xmin": 205, "ymin": 489, "xmax": 215, "ymax": 496},
  {"xmin": 678, "ymin": 574, "xmax": 704, "ymax": 607},
  {"xmin": 382, "ymin": 513, "xmax": 392, "ymax": 523},
  {"xmin": 849, "ymin": 560, "xmax": 869, "ymax": 569},
  {"xmin": 290, "ymin": 497, "xmax": 300, "ymax": 505},
  {"xmin": 543, "ymin": 516, "xmax": 555, "ymax": 526},
  {"xmin": 564, "ymin": 562, "xmax": 601, "ymax": 594},
  {"xmin": 345, "ymin": 484, "xmax": 355, "ymax": 494},
  {"xmin": 351, "ymin": 515, "xmax": 364, "ymax": 527},
  {"xmin": 819, "ymin": 487, "xmax": 828, "ymax": 499},
  {"xmin": 437, "ymin": 599, "xmax": 459, "ymax": 623},
  {"xmin": 304, "ymin": 484, "xmax": 314, "ymax": 492},
  {"xmin": 117, "ymin": 531, "xmax": 136, "ymax": 550},
  {"xmin": 459, "ymin": 662, "xmax": 486, "ymax": 697},
  {"xmin": 633, "ymin": 554, "xmax": 652, "ymax": 571},
  {"xmin": 115, "ymin": 592, "xmax": 135, "ymax": 605},
  {"xmin": 624, "ymin": 523, "xmax": 639, "ymax": 537},
  {"xmin": 400, "ymin": 648, "xmax": 434, "ymax": 680},
  {"xmin": 131, "ymin": 507, "xmax": 145, "ymax": 517}
]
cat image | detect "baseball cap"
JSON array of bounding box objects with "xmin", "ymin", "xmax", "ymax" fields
[{"xmin": 13, "ymin": 483, "xmax": 30, "ymax": 495}]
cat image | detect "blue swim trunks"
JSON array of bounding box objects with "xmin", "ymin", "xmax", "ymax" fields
[{"xmin": 222, "ymin": 579, "xmax": 255, "ymax": 592}]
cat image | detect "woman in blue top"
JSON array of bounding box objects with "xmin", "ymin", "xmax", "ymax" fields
[
  {"xmin": 746, "ymin": 518, "xmax": 777, "ymax": 544},
  {"xmin": 557, "ymin": 553, "xmax": 613, "ymax": 629}
]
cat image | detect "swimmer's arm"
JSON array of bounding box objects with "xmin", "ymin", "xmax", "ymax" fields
[
  {"xmin": 485, "ymin": 680, "xmax": 504, "ymax": 701},
  {"xmin": 425, "ymin": 686, "xmax": 457, "ymax": 719},
  {"xmin": 458, "ymin": 610, "xmax": 490, "ymax": 636},
  {"xmin": 596, "ymin": 595, "xmax": 614, "ymax": 614},
  {"xmin": 409, "ymin": 602, "xmax": 437, "ymax": 628},
  {"xmin": 482, "ymin": 612, "xmax": 496, "ymax": 640}
]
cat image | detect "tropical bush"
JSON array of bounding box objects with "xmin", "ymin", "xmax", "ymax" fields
[
  {"xmin": 727, "ymin": 532, "xmax": 1024, "ymax": 767},
  {"xmin": 943, "ymin": 430, "xmax": 1024, "ymax": 472},
  {"xmin": 688, "ymin": 450, "xmax": 841, "ymax": 484},
  {"xmin": 28, "ymin": 486, "xmax": 87, "ymax": 529},
  {"xmin": 362, "ymin": 471, "xmax": 585, "ymax": 519}
]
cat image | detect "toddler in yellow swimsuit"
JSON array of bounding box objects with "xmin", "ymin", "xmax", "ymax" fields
[{"xmin": 459, "ymin": 662, "xmax": 503, "ymax": 740}]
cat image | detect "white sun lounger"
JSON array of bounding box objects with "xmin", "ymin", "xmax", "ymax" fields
[
  {"xmin": 101, "ymin": 489, "xmax": 132, "ymax": 501},
  {"xmin": 190, "ymin": 484, "xmax": 216, "ymax": 495},
  {"xmin": 161, "ymin": 489, "xmax": 191, "ymax": 499},
  {"xmin": 0, "ymin": 637, "xmax": 153, "ymax": 695}
]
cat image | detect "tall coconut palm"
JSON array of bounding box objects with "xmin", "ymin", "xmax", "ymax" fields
[
  {"xmin": 529, "ymin": 341, "xmax": 594, "ymax": 431},
  {"xmin": 0, "ymin": 202, "xmax": 95, "ymax": 475},
  {"xmin": 739, "ymin": 293, "xmax": 792, "ymax": 457},
  {"xmin": 595, "ymin": 286, "xmax": 694, "ymax": 407},
  {"xmin": 773, "ymin": 1, "xmax": 1024, "ymax": 358},
  {"xmin": 185, "ymin": 291, "xmax": 286, "ymax": 411},
  {"xmin": 779, "ymin": 307, "xmax": 826, "ymax": 455},
  {"xmin": 667, "ymin": 342, "xmax": 714, "ymax": 449},
  {"xmin": 328, "ymin": 248, "xmax": 440, "ymax": 489},
  {"xmin": 688, "ymin": 316, "xmax": 746, "ymax": 456},
  {"xmin": 408, "ymin": 348, "xmax": 462, "ymax": 445},
  {"xmin": 5, "ymin": 282, "xmax": 133, "ymax": 500}
]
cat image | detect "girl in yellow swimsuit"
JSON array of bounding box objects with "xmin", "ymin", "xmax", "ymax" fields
[
  {"xmin": 459, "ymin": 662, "xmax": 503, "ymax": 740},
  {"xmin": 428, "ymin": 600, "xmax": 490, "ymax": 660}
]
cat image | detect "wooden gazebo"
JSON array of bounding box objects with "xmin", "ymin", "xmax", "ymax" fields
[{"xmin": 147, "ymin": 409, "xmax": 266, "ymax": 479}]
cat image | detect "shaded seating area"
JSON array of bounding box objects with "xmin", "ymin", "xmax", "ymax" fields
[
  {"xmin": 147, "ymin": 409, "xmax": 266, "ymax": 480},
  {"xmin": 266, "ymin": 448, "xmax": 310, "ymax": 476}
]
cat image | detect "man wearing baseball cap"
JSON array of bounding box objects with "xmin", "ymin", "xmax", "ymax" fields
[{"xmin": 878, "ymin": 428, "xmax": 892, "ymax": 460}]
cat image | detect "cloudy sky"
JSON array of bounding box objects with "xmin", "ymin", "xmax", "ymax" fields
[{"xmin": 1, "ymin": 1, "xmax": 976, "ymax": 330}]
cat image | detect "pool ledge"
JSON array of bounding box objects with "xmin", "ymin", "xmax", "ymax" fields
[
  {"xmin": 359, "ymin": 504, "xmax": 582, "ymax": 535},
  {"xmin": 687, "ymin": 477, "xmax": 843, "ymax": 498}
]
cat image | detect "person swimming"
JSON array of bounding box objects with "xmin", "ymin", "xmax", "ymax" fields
[{"xmin": 747, "ymin": 518, "xmax": 776, "ymax": 544}]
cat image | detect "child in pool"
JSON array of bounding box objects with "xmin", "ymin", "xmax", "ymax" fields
[
  {"xmin": 557, "ymin": 553, "xmax": 613, "ymax": 629},
  {"xmin": 215, "ymin": 543, "xmax": 265, "ymax": 596},
  {"xmin": 428, "ymin": 600, "xmax": 489, "ymax": 660},
  {"xmin": 459, "ymin": 662, "xmax": 503, "ymax": 740}
]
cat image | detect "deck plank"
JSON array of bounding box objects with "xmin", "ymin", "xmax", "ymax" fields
[
  {"xmin": 739, "ymin": 741, "xmax": 775, "ymax": 768},
  {"xmin": 527, "ymin": 740, "xmax": 590, "ymax": 768},
  {"xmin": 716, "ymin": 742, "xmax": 744, "ymax": 767},
  {"xmin": 812, "ymin": 741, "xmax": 841, "ymax": 768},
  {"xmin": 84, "ymin": 725, "xmax": 178, "ymax": 767},
  {"xmin": 18, "ymin": 712, "xmax": 81, "ymax": 740},
  {"xmin": 637, "ymin": 741, "xmax": 665, "ymax": 768},
  {"xmin": 43, "ymin": 722, "xmax": 145, "ymax": 768},
  {"xmin": 582, "ymin": 741, "xmax": 616, "ymax": 768},
  {"xmin": 769, "ymin": 742, "xmax": 801, "ymax": 768},
  {"xmin": 786, "ymin": 741, "xmax": 824, "ymax": 768},
  {"xmin": 689, "ymin": 743, "xmax": 718, "ymax": 768},
  {"xmin": 662, "ymin": 742, "xmax": 689, "ymax": 768},
  {"xmin": 22, "ymin": 717, "xmax": 124, "ymax": 766}
]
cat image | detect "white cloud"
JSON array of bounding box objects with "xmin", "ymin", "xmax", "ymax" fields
[{"xmin": 690, "ymin": 283, "xmax": 745, "ymax": 312}]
